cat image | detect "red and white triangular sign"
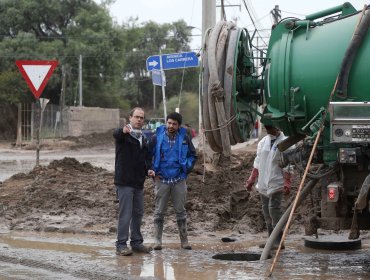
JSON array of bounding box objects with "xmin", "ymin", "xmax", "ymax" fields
[{"xmin": 16, "ymin": 60, "xmax": 58, "ymax": 99}]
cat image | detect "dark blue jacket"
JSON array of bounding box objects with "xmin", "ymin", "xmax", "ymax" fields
[
  {"xmin": 113, "ymin": 128, "xmax": 151, "ymax": 188},
  {"xmin": 151, "ymin": 125, "xmax": 197, "ymax": 180}
]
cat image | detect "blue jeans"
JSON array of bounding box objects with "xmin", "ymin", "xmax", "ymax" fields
[
  {"xmin": 116, "ymin": 185, "xmax": 144, "ymax": 249},
  {"xmin": 154, "ymin": 180, "xmax": 187, "ymax": 222},
  {"xmin": 260, "ymin": 191, "xmax": 283, "ymax": 231}
]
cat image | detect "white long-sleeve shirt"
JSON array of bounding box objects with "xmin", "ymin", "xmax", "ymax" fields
[{"xmin": 253, "ymin": 132, "xmax": 287, "ymax": 196}]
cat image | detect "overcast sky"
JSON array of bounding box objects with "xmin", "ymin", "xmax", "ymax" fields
[{"xmin": 105, "ymin": 0, "xmax": 368, "ymax": 50}]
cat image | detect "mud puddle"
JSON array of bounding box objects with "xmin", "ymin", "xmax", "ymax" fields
[{"xmin": 0, "ymin": 230, "xmax": 369, "ymax": 279}]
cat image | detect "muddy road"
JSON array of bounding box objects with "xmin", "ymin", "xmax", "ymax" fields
[
  {"xmin": 0, "ymin": 135, "xmax": 369, "ymax": 279},
  {"xmin": 0, "ymin": 230, "xmax": 369, "ymax": 279},
  {"xmin": 0, "ymin": 140, "xmax": 115, "ymax": 182}
]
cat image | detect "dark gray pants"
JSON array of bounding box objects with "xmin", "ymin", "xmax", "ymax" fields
[
  {"xmin": 154, "ymin": 180, "xmax": 187, "ymax": 221},
  {"xmin": 115, "ymin": 185, "xmax": 144, "ymax": 249},
  {"xmin": 260, "ymin": 191, "xmax": 283, "ymax": 231}
]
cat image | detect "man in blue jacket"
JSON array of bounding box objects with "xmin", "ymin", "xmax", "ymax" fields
[
  {"xmin": 113, "ymin": 107, "xmax": 153, "ymax": 256},
  {"xmin": 149, "ymin": 112, "xmax": 197, "ymax": 250}
]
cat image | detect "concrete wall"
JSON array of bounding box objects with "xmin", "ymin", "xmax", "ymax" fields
[{"xmin": 62, "ymin": 106, "xmax": 120, "ymax": 137}]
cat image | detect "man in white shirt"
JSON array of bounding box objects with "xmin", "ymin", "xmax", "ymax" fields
[{"xmin": 245, "ymin": 125, "xmax": 292, "ymax": 249}]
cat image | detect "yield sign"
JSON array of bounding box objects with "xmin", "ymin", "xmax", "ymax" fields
[{"xmin": 16, "ymin": 60, "xmax": 58, "ymax": 99}]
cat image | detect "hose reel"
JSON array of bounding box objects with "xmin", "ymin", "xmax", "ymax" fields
[{"xmin": 202, "ymin": 21, "xmax": 262, "ymax": 155}]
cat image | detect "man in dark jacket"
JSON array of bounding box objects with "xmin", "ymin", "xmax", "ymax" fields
[
  {"xmin": 149, "ymin": 112, "xmax": 197, "ymax": 250},
  {"xmin": 113, "ymin": 107, "xmax": 152, "ymax": 256}
]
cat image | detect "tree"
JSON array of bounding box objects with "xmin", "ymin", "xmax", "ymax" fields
[
  {"xmin": 0, "ymin": 0, "xmax": 199, "ymax": 111},
  {"xmin": 120, "ymin": 18, "xmax": 199, "ymax": 108},
  {"xmin": 158, "ymin": 91, "xmax": 199, "ymax": 130},
  {"xmin": 0, "ymin": 0, "xmax": 128, "ymax": 108}
]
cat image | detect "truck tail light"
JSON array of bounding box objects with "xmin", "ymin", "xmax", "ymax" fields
[{"xmin": 327, "ymin": 184, "xmax": 339, "ymax": 202}]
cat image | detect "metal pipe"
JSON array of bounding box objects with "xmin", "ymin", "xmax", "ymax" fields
[
  {"xmin": 260, "ymin": 175, "xmax": 321, "ymax": 261},
  {"xmin": 335, "ymin": 7, "xmax": 370, "ymax": 99},
  {"xmin": 305, "ymin": 3, "xmax": 353, "ymax": 21}
]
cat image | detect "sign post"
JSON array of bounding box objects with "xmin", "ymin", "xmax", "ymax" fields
[
  {"xmin": 159, "ymin": 50, "xmax": 167, "ymax": 119},
  {"xmin": 35, "ymin": 98, "xmax": 50, "ymax": 166},
  {"xmin": 16, "ymin": 60, "xmax": 58, "ymax": 166}
]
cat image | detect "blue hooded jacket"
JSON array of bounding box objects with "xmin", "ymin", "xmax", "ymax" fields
[{"xmin": 151, "ymin": 125, "xmax": 197, "ymax": 180}]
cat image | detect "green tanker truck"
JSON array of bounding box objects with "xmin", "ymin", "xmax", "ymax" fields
[{"xmin": 202, "ymin": 2, "xmax": 370, "ymax": 243}]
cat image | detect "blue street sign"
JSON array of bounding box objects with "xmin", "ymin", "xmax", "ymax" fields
[
  {"xmin": 146, "ymin": 55, "xmax": 161, "ymax": 71},
  {"xmin": 146, "ymin": 52, "xmax": 199, "ymax": 71},
  {"xmin": 161, "ymin": 52, "xmax": 199, "ymax": 70},
  {"xmin": 152, "ymin": 70, "xmax": 166, "ymax": 86}
]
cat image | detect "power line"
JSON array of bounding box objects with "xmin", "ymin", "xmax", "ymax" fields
[
  {"xmin": 241, "ymin": 0, "xmax": 268, "ymax": 47},
  {"xmin": 280, "ymin": 10, "xmax": 306, "ymax": 17}
]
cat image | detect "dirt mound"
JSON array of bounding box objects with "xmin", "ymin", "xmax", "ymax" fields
[
  {"xmin": 0, "ymin": 157, "xmax": 116, "ymax": 234},
  {"xmin": 0, "ymin": 149, "xmax": 274, "ymax": 237},
  {"xmin": 186, "ymin": 152, "xmax": 266, "ymax": 234},
  {"xmin": 0, "ymin": 141, "xmax": 308, "ymax": 238}
]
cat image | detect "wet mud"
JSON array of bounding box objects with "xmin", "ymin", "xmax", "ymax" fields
[
  {"xmin": 0, "ymin": 230, "xmax": 369, "ymax": 279},
  {"xmin": 0, "ymin": 135, "xmax": 369, "ymax": 279},
  {"xmin": 0, "ymin": 140, "xmax": 268, "ymax": 236}
]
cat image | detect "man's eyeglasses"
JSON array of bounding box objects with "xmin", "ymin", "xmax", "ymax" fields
[{"xmin": 133, "ymin": 115, "xmax": 144, "ymax": 120}]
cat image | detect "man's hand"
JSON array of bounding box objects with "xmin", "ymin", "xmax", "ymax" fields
[
  {"xmin": 283, "ymin": 185, "xmax": 290, "ymax": 195},
  {"xmin": 283, "ymin": 171, "xmax": 292, "ymax": 195},
  {"xmin": 245, "ymin": 168, "xmax": 258, "ymax": 192},
  {"xmin": 123, "ymin": 124, "xmax": 132, "ymax": 134},
  {"xmin": 245, "ymin": 180, "xmax": 254, "ymax": 191}
]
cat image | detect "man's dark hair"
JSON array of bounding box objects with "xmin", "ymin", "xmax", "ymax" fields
[{"xmin": 166, "ymin": 112, "xmax": 182, "ymax": 126}]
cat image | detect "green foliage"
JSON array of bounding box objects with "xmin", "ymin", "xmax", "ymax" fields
[
  {"xmin": 0, "ymin": 70, "xmax": 31, "ymax": 104},
  {"xmin": 117, "ymin": 18, "xmax": 199, "ymax": 109},
  {"xmin": 0, "ymin": 0, "xmax": 198, "ymax": 111},
  {"xmin": 157, "ymin": 91, "xmax": 200, "ymax": 131}
]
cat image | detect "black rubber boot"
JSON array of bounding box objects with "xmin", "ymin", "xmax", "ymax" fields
[
  {"xmin": 177, "ymin": 219, "xmax": 192, "ymax": 250},
  {"xmin": 153, "ymin": 219, "xmax": 164, "ymax": 250}
]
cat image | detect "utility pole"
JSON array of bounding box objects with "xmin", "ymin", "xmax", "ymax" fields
[
  {"xmin": 271, "ymin": 5, "xmax": 281, "ymax": 25},
  {"xmin": 59, "ymin": 65, "xmax": 66, "ymax": 137},
  {"xmin": 79, "ymin": 54, "xmax": 83, "ymax": 106},
  {"xmin": 202, "ymin": 0, "xmax": 216, "ymax": 47}
]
